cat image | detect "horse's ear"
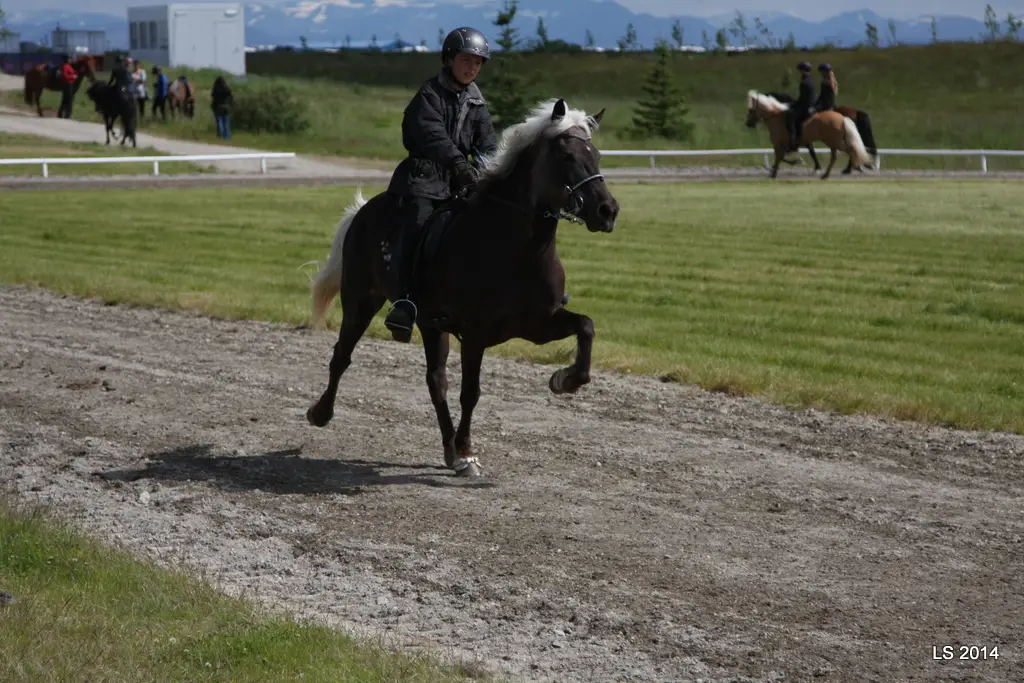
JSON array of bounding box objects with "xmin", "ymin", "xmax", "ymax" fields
[
  {"xmin": 592, "ymin": 108, "xmax": 605, "ymax": 126},
  {"xmin": 551, "ymin": 98, "xmax": 567, "ymax": 121}
]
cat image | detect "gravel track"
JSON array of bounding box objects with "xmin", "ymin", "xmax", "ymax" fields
[{"xmin": 1, "ymin": 284, "xmax": 1022, "ymax": 682}]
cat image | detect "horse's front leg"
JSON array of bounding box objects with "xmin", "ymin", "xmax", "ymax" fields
[
  {"xmin": 822, "ymin": 148, "xmax": 838, "ymax": 180},
  {"xmin": 419, "ymin": 325, "xmax": 459, "ymax": 471},
  {"xmin": 806, "ymin": 143, "xmax": 822, "ymax": 171},
  {"xmin": 771, "ymin": 145, "xmax": 784, "ymax": 179},
  {"xmin": 522, "ymin": 307, "xmax": 595, "ymax": 395},
  {"xmin": 452, "ymin": 341, "xmax": 485, "ymax": 477},
  {"xmin": 35, "ymin": 92, "xmax": 44, "ymax": 117}
]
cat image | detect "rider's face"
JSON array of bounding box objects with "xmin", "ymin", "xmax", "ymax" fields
[{"xmin": 451, "ymin": 52, "xmax": 484, "ymax": 86}]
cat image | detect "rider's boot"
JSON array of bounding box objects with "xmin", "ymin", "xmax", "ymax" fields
[
  {"xmin": 383, "ymin": 220, "xmax": 418, "ymax": 343},
  {"xmin": 384, "ymin": 297, "xmax": 417, "ymax": 343}
]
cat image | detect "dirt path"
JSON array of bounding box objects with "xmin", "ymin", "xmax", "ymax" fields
[{"xmin": 1, "ymin": 285, "xmax": 1022, "ymax": 682}]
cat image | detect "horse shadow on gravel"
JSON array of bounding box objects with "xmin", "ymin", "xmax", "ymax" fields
[{"xmin": 97, "ymin": 444, "xmax": 495, "ymax": 496}]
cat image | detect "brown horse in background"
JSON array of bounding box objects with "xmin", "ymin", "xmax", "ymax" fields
[
  {"xmin": 167, "ymin": 78, "xmax": 196, "ymax": 119},
  {"xmin": 746, "ymin": 91, "xmax": 873, "ymax": 180},
  {"xmin": 766, "ymin": 92, "xmax": 879, "ymax": 174},
  {"xmin": 23, "ymin": 56, "xmax": 97, "ymax": 117}
]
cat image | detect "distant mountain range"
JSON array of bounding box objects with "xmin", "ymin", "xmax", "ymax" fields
[{"xmin": 0, "ymin": 1, "xmax": 1003, "ymax": 51}]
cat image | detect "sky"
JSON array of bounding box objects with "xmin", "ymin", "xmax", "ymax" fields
[
  {"xmin": 2, "ymin": 0, "xmax": 1017, "ymax": 21},
  {"xmin": 619, "ymin": 1, "xmax": 1017, "ymax": 21}
]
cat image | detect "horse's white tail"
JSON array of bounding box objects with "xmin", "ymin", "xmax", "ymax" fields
[
  {"xmin": 841, "ymin": 117, "xmax": 873, "ymax": 170},
  {"xmin": 305, "ymin": 188, "xmax": 367, "ymax": 329}
]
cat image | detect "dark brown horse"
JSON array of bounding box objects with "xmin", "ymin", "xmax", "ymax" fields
[
  {"xmin": 304, "ymin": 98, "xmax": 619, "ymax": 477},
  {"xmin": 23, "ymin": 56, "xmax": 97, "ymax": 117},
  {"xmin": 766, "ymin": 92, "xmax": 878, "ymax": 174}
]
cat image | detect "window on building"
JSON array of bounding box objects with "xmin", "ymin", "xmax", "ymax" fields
[
  {"xmin": 129, "ymin": 22, "xmax": 138, "ymax": 50},
  {"xmin": 149, "ymin": 22, "xmax": 158, "ymax": 50},
  {"xmin": 158, "ymin": 21, "xmax": 168, "ymax": 49},
  {"xmin": 140, "ymin": 24, "xmax": 149, "ymax": 49}
]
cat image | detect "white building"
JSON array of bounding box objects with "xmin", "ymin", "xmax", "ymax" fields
[
  {"xmin": 51, "ymin": 29, "xmax": 107, "ymax": 55},
  {"xmin": 127, "ymin": 3, "xmax": 245, "ymax": 75}
]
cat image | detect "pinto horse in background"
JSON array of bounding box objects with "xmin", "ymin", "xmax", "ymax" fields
[
  {"xmin": 766, "ymin": 91, "xmax": 879, "ymax": 174},
  {"xmin": 167, "ymin": 78, "xmax": 196, "ymax": 119},
  {"xmin": 303, "ymin": 99, "xmax": 619, "ymax": 478},
  {"xmin": 23, "ymin": 56, "xmax": 97, "ymax": 117}
]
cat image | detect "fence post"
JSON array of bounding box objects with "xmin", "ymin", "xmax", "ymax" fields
[
  {"xmin": 153, "ymin": 160, "xmax": 160, "ymax": 176},
  {"xmin": 260, "ymin": 157, "xmax": 268, "ymax": 174},
  {"xmin": 648, "ymin": 155, "xmax": 655, "ymax": 170},
  {"xmin": 876, "ymin": 153, "xmax": 882, "ymax": 171},
  {"xmin": 981, "ymin": 154, "xmax": 988, "ymax": 174},
  {"xmin": 42, "ymin": 162, "xmax": 48, "ymax": 178},
  {"xmin": 764, "ymin": 152, "xmax": 770, "ymax": 170}
]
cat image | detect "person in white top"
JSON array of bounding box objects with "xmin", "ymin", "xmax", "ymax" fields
[{"xmin": 131, "ymin": 60, "xmax": 148, "ymax": 119}]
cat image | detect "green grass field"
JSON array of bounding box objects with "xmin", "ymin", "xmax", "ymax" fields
[
  {"xmin": 0, "ymin": 133, "xmax": 209, "ymax": 177},
  {"xmin": 0, "ymin": 495, "xmax": 476, "ymax": 683},
  {"xmin": 5, "ymin": 42, "xmax": 1023, "ymax": 170},
  {"xmin": 2, "ymin": 180, "xmax": 1022, "ymax": 433}
]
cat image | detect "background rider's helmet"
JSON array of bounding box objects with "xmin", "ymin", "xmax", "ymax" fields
[
  {"xmin": 818, "ymin": 63, "xmax": 832, "ymax": 72},
  {"xmin": 441, "ymin": 27, "xmax": 491, "ymax": 65},
  {"xmin": 797, "ymin": 61, "xmax": 812, "ymax": 72}
]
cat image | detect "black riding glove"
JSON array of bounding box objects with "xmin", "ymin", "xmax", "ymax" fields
[{"xmin": 451, "ymin": 158, "xmax": 477, "ymax": 196}]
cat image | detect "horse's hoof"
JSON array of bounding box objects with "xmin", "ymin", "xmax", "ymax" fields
[
  {"xmin": 444, "ymin": 447, "xmax": 456, "ymax": 469},
  {"xmin": 454, "ymin": 458, "xmax": 483, "ymax": 478},
  {"xmin": 306, "ymin": 403, "xmax": 332, "ymax": 428},
  {"xmin": 549, "ymin": 368, "xmax": 569, "ymax": 394}
]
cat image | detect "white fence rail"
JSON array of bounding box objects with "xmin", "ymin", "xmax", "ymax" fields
[
  {"xmin": 3, "ymin": 149, "xmax": 1022, "ymax": 178},
  {"xmin": 602, "ymin": 148, "xmax": 1024, "ymax": 173},
  {"xmin": 0, "ymin": 152, "xmax": 297, "ymax": 178}
]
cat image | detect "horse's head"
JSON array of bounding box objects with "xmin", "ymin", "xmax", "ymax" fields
[
  {"xmin": 76, "ymin": 56, "xmax": 98, "ymax": 82},
  {"xmin": 533, "ymin": 99, "xmax": 619, "ymax": 233},
  {"xmin": 746, "ymin": 90, "xmax": 788, "ymax": 128}
]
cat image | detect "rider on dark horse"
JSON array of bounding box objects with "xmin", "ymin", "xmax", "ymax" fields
[
  {"xmin": 815, "ymin": 63, "xmax": 838, "ymax": 112},
  {"xmin": 787, "ymin": 61, "xmax": 816, "ymax": 152},
  {"xmin": 382, "ymin": 26, "xmax": 498, "ymax": 343}
]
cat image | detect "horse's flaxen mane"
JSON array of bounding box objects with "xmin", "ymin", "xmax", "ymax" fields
[
  {"xmin": 478, "ymin": 98, "xmax": 599, "ymax": 182},
  {"xmin": 747, "ymin": 90, "xmax": 790, "ymax": 115}
]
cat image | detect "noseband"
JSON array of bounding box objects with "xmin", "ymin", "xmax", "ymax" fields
[{"xmin": 550, "ymin": 172, "xmax": 605, "ymax": 224}]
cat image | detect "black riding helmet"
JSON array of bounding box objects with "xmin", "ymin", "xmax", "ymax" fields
[
  {"xmin": 797, "ymin": 61, "xmax": 812, "ymax": 72},
  {"xmin": 818, "ymin": 63, "xmax": 832, "ymax": 72},
  {"xmin": 441, "ymin": 27, "xmax": 490, "ymax": 64}
]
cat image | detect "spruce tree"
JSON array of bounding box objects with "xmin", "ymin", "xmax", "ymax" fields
[
  {"xmin": 630, "ymin": 43, "xmax": 693, "ymax": 141},
  {"xmin": 485, "ymin": 0, "xmax": 533, "ymax": 130}
]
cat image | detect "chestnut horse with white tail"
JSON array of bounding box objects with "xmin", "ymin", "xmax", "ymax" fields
[{"xmin": 746, "ymin": 90, "xmax": 873, "ymax": 180}]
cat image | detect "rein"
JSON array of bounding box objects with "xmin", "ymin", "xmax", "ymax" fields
[{"xmin": 477, "ymin": 171, "xmax": 604, "ymax": 225}]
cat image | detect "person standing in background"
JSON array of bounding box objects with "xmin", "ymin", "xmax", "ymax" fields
[
  {"xmin": 152, "ymin": 66, "xmax": 169, "ymax": 121},
  {"xmin": 211, "ymin": 76, "xmax": 234, "ymax": 140}
]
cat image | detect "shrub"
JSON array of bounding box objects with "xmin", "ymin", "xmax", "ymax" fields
[{"xmin": 230, "ymin": 82, "xmax": 311, "ymax": 135}]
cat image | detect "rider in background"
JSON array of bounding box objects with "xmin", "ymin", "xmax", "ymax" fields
[
  {"xmin": 57, "ymin": 54, "xmax": 77, "ymax": 119},
  {"xmin": 786, "ymin": 61, "xmax": 816, "ymax": 152},
  {"xmin": 382, "ymin": 26, "xmax": 498, "ymax": 343},
  {"xmin": 815, "ymin": 63, "xmax": 838, "ymax": 112},
  {"xmin": 107, "ymin": 55, "xmax": 132, "ymax": 93}
]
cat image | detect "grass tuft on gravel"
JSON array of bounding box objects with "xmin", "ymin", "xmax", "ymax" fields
[
  {"xmin": 0, "ymin": 493, "xmax": 482, "ymax": 683},
  {"xmin": 2, "ymin": 180, "xmax": 1023, "ymax": 433}
]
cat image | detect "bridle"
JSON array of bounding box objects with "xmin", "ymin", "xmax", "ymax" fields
[
  {"xmin": 549, "ymin": 171, "xmax": 605, "ymax": 224},
  {"xmin": 543, "ymin": 128, "xmax": 605, "ymax": 224}
]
